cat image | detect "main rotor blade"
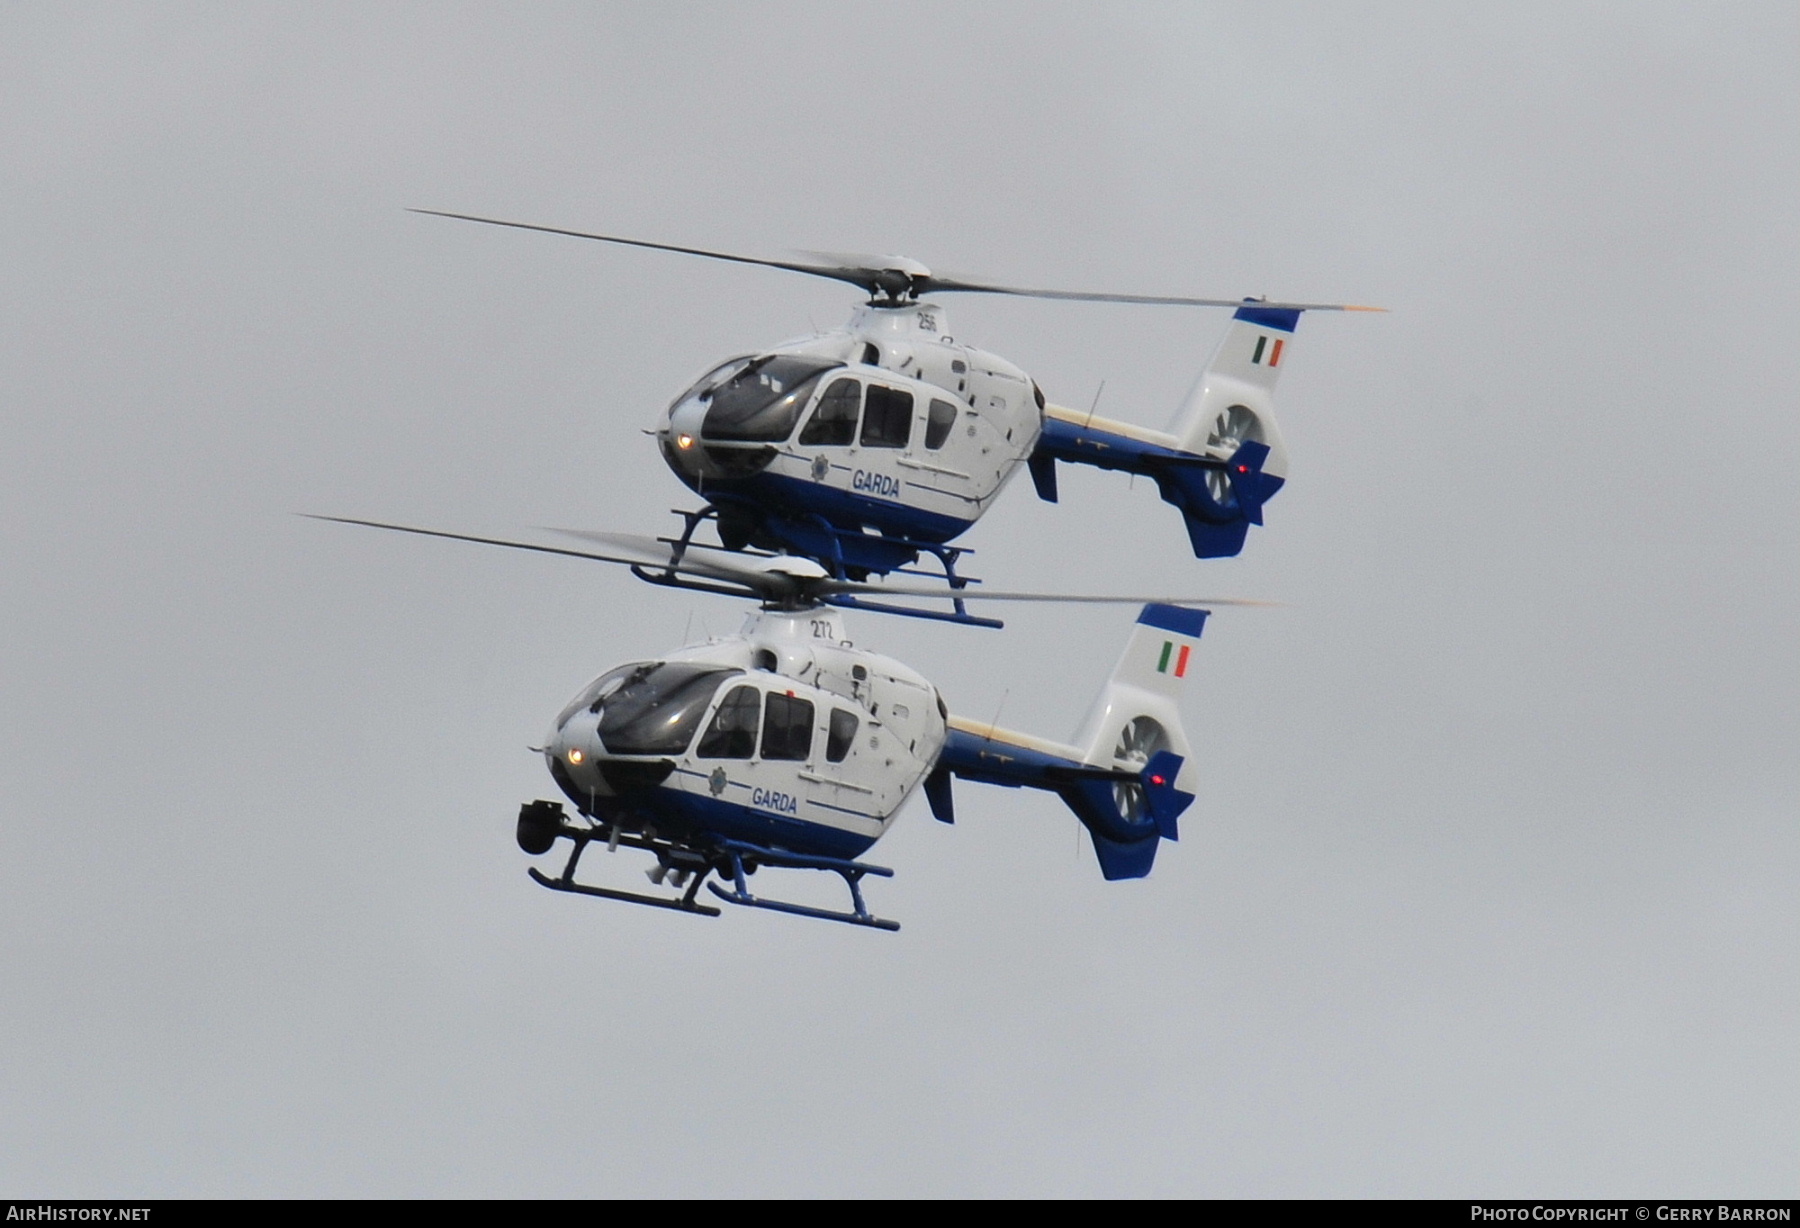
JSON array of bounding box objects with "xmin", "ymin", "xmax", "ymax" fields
[
  {"xmin": 308, "ymin": 516, "xmax": 1277, "ymax": 615},
  {"xmin": 412, "ymin": 209, "xmax": 1383, "ymax": 313},
  {"xmin": 407, "ymin": 209, "xmax": 885, "ymax": 296},
  {"xmin": 303, "ymin": 515, "xmax": 776, "ymax": 595},
  {"xmin": 546, "ymin": 529, "xmax": 1275, "ymax": 607},
  {"xmin": 543, "ymin": 527, "xmax": 798, "ymax": 588},
  {"xmin": 917, "ymin": 274, "xmax": 1384, "ymax": 313},
  {"xmin": 826, "ymin": 581, "xmax": 1280, "ymax": 607}
]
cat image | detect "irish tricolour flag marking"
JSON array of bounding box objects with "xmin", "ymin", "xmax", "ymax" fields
[
  {"xmin": 1156, "ymin": 640, "xmax": 1191, "ymax": 678},
  {"xmin": 1251, "ymin": 334, "xmax": 1285, "ymax": 367}
]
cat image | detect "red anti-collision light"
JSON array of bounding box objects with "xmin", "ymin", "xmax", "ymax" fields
[{"xmin": 1150, "ymin": 775, "xmax": 1165, "ymax": 786}]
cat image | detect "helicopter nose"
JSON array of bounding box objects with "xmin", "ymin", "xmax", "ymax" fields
[
  {"xmin": 666, "ymin": 400, "xmax": 709, "ymax": 474},
  {"xmin": 546, "ymin": 721, "xmax": 604, "ymax": 791}
]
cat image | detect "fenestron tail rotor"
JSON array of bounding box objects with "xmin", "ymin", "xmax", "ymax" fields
[
  {"xmin": 408, "ymin": 208, "xmax": 1383, "ymax": 312},
  {"xmin": 1110, "ymin": 715, "xmax": 1171, "ymax": 822}
]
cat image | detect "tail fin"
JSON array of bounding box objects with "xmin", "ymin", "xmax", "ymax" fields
[
  {"xmin": 1161, "ymin": 304, "xmax": 1295, "ymax": 556},
  {"xmin": 1166, "ymin": 304, "xmax": 1298, "ymax": 460},
  {"xmin": 1030, "ymin": 302, "xmax": 1295, "ymax": 559},
  {"xmin": 935, "ymin": 604, "xmax": 1202, "ymax": 880}
]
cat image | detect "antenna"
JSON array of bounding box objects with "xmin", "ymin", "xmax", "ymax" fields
[{"xmin": 983, "ymin": 689, "xmax": 1010, "ymax": 742}]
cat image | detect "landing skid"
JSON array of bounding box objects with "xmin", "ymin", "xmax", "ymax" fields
[
  {"xmin": 706, "ymin": 839, "xmax": 900, "ymax": 931},
  {"xmin": 517, "ymin": 801, "xmax": 899, "ymax": 931},
  {"xmin": 528, "ymin": 867, "xmax": 721, "ymax": 917},
  {"xmin": 526, "ymin": 813, "xmax": 721, "ymax": 917}
]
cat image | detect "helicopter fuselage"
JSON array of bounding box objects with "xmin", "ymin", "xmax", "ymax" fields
[
  {"xmin": 516, "ymin": 599, "xmax": 1205, "ymax": 926},
  {"xmin": 655, "ymin": 302, "xmax": 1042, "ymax": 574},
  {"xmin": 542, "ymin": 606, "xmax": 946, "ymax": 861},
  {"xmin": 651, "ymin": 298, "xmax": 1302, "ymax": 576}
]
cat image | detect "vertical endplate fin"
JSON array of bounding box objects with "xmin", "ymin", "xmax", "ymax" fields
[{"xmin": 1142, "ymin": 750, "xmax": 1192, "ymax": 841}]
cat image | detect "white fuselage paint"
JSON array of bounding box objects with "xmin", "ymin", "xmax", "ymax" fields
[
  {"xmin": 656, "ymin": 302, "xmax": 1040, "ymax": 525},
  {"xmin": 545, "ymin": 608, "xmax": 948, "ymax": 847}
]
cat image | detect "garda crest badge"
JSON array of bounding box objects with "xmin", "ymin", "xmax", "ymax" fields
[
  {"xmin": 708, "ymin": 767, "xmax": 728, "ymax": 797},
  {"xmin": 811, "ymin": 454, "xmax": 831, "ymax": 482}
]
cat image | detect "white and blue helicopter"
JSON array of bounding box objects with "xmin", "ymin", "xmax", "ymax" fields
[
  {"xmin": 314, "ymin": 515, "xmax": 1262, "ymax": 930},
  {"xmin": 414, "ymin": 210, "xmax": 1379, "ymax": 595}
]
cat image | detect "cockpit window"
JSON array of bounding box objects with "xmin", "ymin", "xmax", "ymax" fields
[
  {"xmin": 554, "ymin": 662, "xmax": 644, "ymax": 730},
  {"xmin": 798, "ymin": 377, "xmax": 861, "ymax": 447},
  {"xmin": 702, "ymin": 356, "xmax": 840, "ymax": 442},
  {"xmin": 697, "ymin": 684, "xmax": 761, "ymax": 759},
  {"xmin": 595, "ymin": 662, "xmax": 740, "ymax": 756},
  {"xmin": 669, "ymin": 355, "xmax": 755, "ymax": 413}
]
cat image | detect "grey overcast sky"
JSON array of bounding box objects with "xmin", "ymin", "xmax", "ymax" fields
[{"xmin": 2, "ymin": 2, "xmax": 1794, "ymax": 1198}]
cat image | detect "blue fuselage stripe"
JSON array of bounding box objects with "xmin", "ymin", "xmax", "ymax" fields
[
  {"xmin": 628, "ymin": 790, "xmax": 877, "ymax": 859},
  {"xmin": 806, "ymin": 797, "xmax": 880, "ymax": 819},
  {"xmin": 691, "ymin": 470, "xmax": 975, "ymax": 544}
]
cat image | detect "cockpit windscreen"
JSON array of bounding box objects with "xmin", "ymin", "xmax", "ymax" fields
[
  {"xmin": 594, "ymin": 662, "xmax": 741, "ymax": 756},
  {"xmin": 701, "ymin": 356, "xmax": 841, "ymax": 442},
  {"xmin": 554, "ymin": 663, "xmax": 643, "ymax": 731}
]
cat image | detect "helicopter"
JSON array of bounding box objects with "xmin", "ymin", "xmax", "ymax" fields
[
  {"xmin": 313, "ymin": 515, "xmax": 1256, "ymax": 930},
  {"xmin": 412, "ymin": 210, "xmax": 1379, "ymax": 591}
]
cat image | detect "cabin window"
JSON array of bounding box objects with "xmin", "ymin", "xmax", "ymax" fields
[
  {"xmin": 861, "ymin": 386, "xmax": 914, "ymax": 448},
  {"xmin": 925, "ymin": 399, "xmax": 958, "ymax": 450},
  {"xmin": 826, "ymin": 709, "xmax": 859, "ymax": 763},
  {"xmin": 697, "ymin": 685, "xmax": 761, "ymax": 759},
  {"xmin": 761, "ymin": 692, "xmax": 816, "ymax": 761},
  {"xmin": 798, "ymin": 377, "xmax": 861, "ymax": 447}
]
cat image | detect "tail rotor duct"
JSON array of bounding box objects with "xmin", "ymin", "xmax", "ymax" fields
[{"xmin": 1111, "ymin": 716, "xmax": 1170, "ymax": 822}]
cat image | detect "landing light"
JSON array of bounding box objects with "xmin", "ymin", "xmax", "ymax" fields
[
  {"xmin": 568, "ymin": 748, "xmax": 584, "ymax": 764},
  {"xmin": 676, "ymin": 434, "xmax": 695, "ymax": 450}
]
